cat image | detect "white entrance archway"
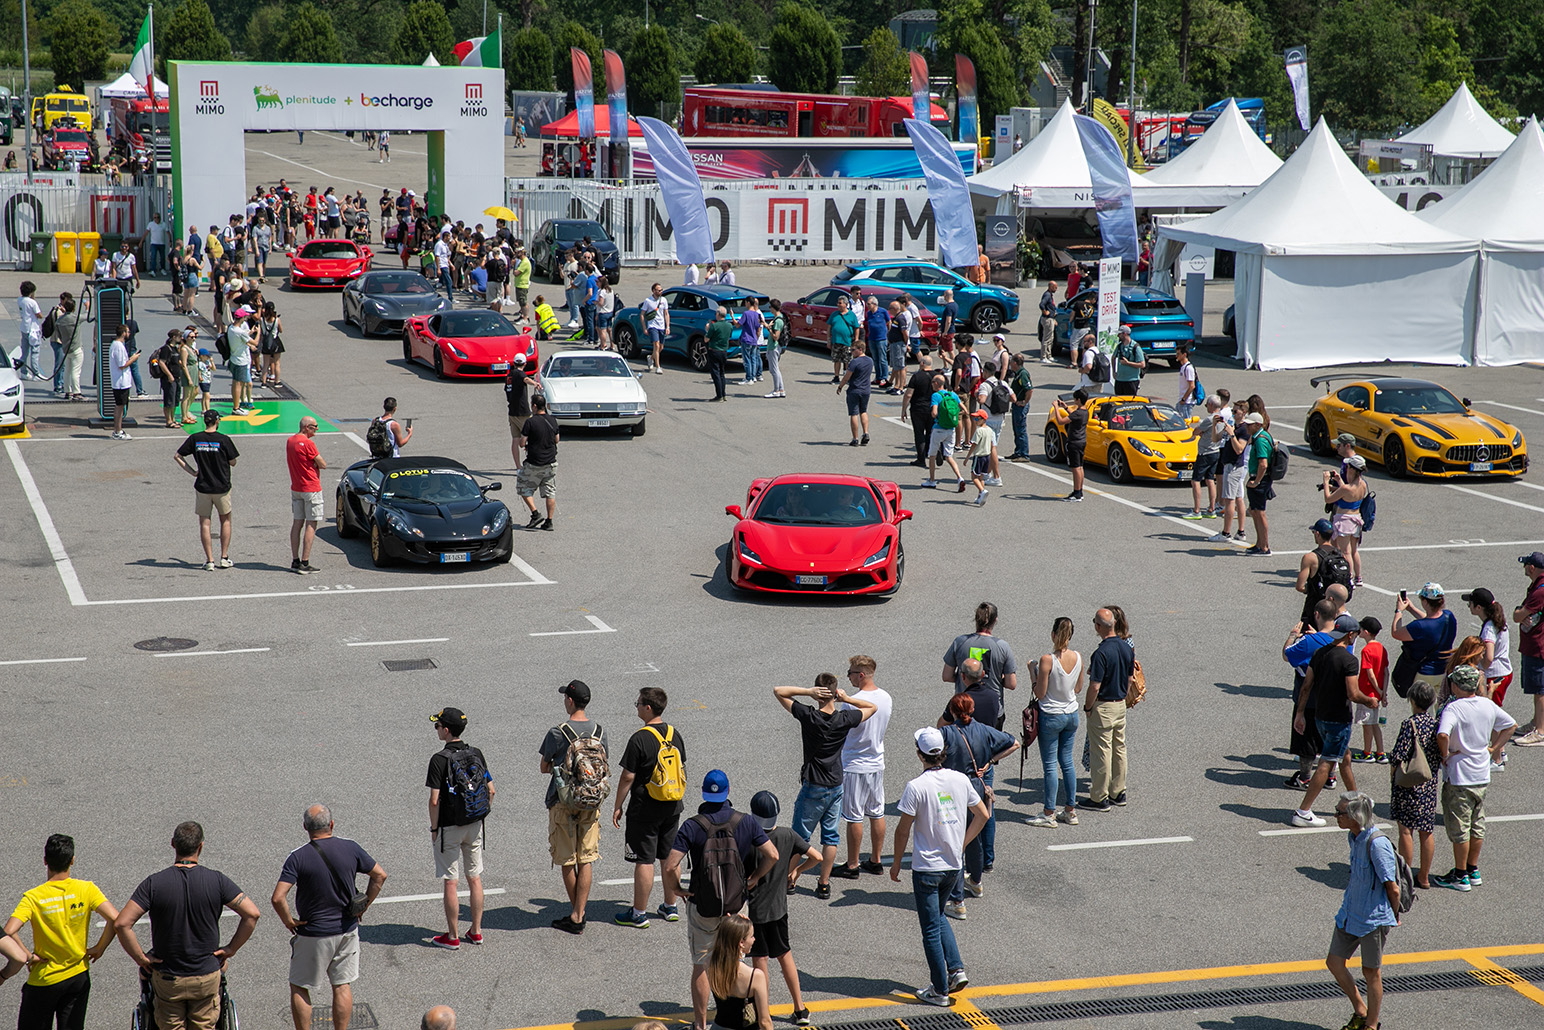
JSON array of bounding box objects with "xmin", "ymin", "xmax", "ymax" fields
[{"xmin": 168, "ymin": 61, "xmax": 503, "ymax": 237}]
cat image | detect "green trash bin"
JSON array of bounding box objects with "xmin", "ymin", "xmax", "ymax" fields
[
  {"xmin": 30, "ymin": 232, "xmax": 52, "ymax": 273},
  {"xmin": 101, "ymin": 233, "xmax": 124, "ymax": 261}
]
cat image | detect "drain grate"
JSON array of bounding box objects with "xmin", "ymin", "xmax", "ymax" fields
[
  {"xmin": 382, "ymin": 658, "xmax": 437, "ymax": 672},
  {"xmin": 816, "ymin": 964, "xmax": 1544, "ymax": 1030},
  {"xmin": 134, "ymin": 637, "xmax": 198, "ymax": 652},
  {"xmin": 312, "ymin": 1003, "xmax": 377, "ymax": 1028}
]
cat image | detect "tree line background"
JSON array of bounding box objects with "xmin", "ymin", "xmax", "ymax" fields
[{"xmin": 6, "ymin": 0, "xmax": 1543, "ymax": 138}]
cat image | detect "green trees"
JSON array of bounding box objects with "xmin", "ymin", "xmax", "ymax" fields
[
  {"xmin": 694, "ymin": 22, "xmax": 758, "ymax": 85},
  {"xmin": 48, "ymin": 0, "xmax": 114, "ymax": 92},
  {"xmin": 627, "ymin": 25, "xmax": 680, "ymax": 116},
  {"xmin": 389, "ymin": 0, "xmax": 455, "ymax": 65},
  {"xmin": 553, "ymin": 20, "xmax": 604, "ymax": 97},
  {"xmin": 854, "ymin": 27, "xmax": 909, "ymax": 98},
  {"xmin": 158, "ymin": 0, "xmax": 231, "ymax": 73},
  {"xmin": 765, "ymin": 2, "xmax": 842, "ymax": 94},
  {"xmin": 937, "ymin": 1, "xmax": 1019, "ymax": 125},
  {"xmin": 507, "ymin": 26, "xmax": 556, "ymax": 91},
  {"xmin": 1312, "ymin": 0, "xmax": 1419, "ymax": 134},
  {"xmin": 281, "ymin": 2, "xmax": 343, "ymax": 65}
]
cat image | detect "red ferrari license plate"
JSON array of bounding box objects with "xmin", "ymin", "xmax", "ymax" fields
[{"xmin": 795, "ymin": 575, "xmax": 827, "ymax": 586}]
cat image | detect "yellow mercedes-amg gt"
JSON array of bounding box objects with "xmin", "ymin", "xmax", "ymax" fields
[{"xmin": 1304, "ymin": 376, "xmax": 1528, "ymax": 478}]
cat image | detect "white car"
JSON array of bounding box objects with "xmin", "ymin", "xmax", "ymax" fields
[
  {"xmin": 0, "ymin": 357, "xmax": 25, "ymax": 433},
  {"xmin": 538, "ymin": 351, "xmax": 648, "ymax": 436}
]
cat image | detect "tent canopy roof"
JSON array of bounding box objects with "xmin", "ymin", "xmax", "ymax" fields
[
  {"xmin": 540, "ymin": 108, "xmax": 643, "ymax": 138},
  {"xmin": 967, "ymin": 99, "xmax": 1090, "ymax": 197},
  {"xmin": 1393, "ymin": 82, "xmax": 1515, "ymax": 158},
  {"xmin": 1157, "ymin": 119, "xmax": 1474, "ymax": 255},
  {"xmin": 1419, "ymin": 117, "xmax": 1544, "ymax": 245},
  {"xmin": 98, "ymin": 71, "xmax": 169, "ymax": 98},
  {"xmin": 1137, "ymin": 99, "xmax": 1281, "ymax": 188}
]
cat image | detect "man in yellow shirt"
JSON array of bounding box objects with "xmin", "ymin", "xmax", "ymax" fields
[
  {"xmin": 4, "ymin": 834, "xmax": 119, "ymax": 1030},
  {"xmin": 204, "ymin": 230, "xmax": 225, "ymax": 279}
]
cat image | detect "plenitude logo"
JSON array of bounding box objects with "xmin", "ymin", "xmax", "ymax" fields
[{"xmin": 360, "ymin": 93, "xmax": 435, "ymax": 110}]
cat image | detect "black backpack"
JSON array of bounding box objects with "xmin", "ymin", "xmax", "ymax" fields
[
  {"xmin": 1313, "ymin": 545, "xmax": 1353, "ymax": 602},
  {"xmin": 366, "ymin": 417, "xmax": 394, "ymax": 458},
  {"xmin": 1090, "ymin": 350, "xmax": 1111, "ymax": 384},
  {"xmin": 987, "ymin": 380, "xmax": 1013, "ymax": 415},
  {"xmin": 1264, "ymin": 431, "xmax": 1290, "ymax": 481},
  {"xmin": 41, "ymin": 306, "xmax": 58, "ymax": 338},
  {"xmin": 689, "ymin": 812, "xmax": 748, "ymax": 918},
  {"xmin": 214, "ymin": 330, "xmax": 232, "ymax": 362},
  {"xmin": 437, "ymin": 746, "xmax": 491, "ymax": 826}
]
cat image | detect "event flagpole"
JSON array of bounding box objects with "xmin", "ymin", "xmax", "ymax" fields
[
  {"xmin": 20, "ymin": 0, "xmax": 32, "ymax": 183},
  {"xmin": 147, "ymin": 5, "xmax": 155, "ymax": 105}
]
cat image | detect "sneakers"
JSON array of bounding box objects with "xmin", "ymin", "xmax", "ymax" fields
[
  {"xmin": 540, "ymin": 518, "xmax": 554, "ymax": 531},
  {"xmin": 203, "ymin": 561, "xmax": 216, "ymax": 572},
  {"xmin": 111, "ymin": 430, "xmax": 132, "ymax": 440},
  {"xmin": 1111, "ymin": 791, "xmax": 1128, "ymax": 807},
  {"xmin": 1203, "ymin": 509, "xmax": 1220, "ymax": 519},
  {"xmin": 1233, "ymin": 530, "xmax": 1247, "ymax": 540},
  {"xmin": 1284, "ymin": 772, "xmax": 1309, "ymax": 789},
  {"xmin": 974, "ymin": 490, "xmax": 989, "ymax": 506},
  {"xmin": 1466, "ymin": 868, "xmax": 1483, "ymax": 886},
  {"xmin": 293, "ymin": 559, "xmax": 319, "ymax": 575},
  {"xmin": 431, "ymin": 934, "xmax": 461, "ymax": 950},
  {"xmin": 1064, "ymin": 492, "xmax": 1084, "ymax": 502},
  {"xmin": 657, "ymin": 903, "xmax": 680, "ymax": 922},
  {"xmin": 291, "ymin": 558, "xmax": 303, "ymax": 574},
  {"xmin": 527, "ymin": 510, "xmax": 544, "ymax": 529},
  {"xmin": 1350, "ymin": 749, "xmax": 1372, "ymax": 763},
  {"xmin": 550, "ymin": 915, "xmax": 586, "ymax": 933},
  {"xmin": 1290, "ymin": 811, "xmax": 1327, "ymax": 828},
  {"xmin": 1512, "ymin": 729, "xmax": 1544, "ymax": 747},
  {"xmin": 464, "ymin": 932, "xmax": 484, "ymax": 945},
  {"xmin": 1244, "ymin": 545, "xmax": 1272, "ymax": 555},
  {"xmin": 984, "ymin": 476, "xmax": 1002, "ymax": 486},
  {"xmin": 1374, "ymin": 752, "xmax": 1389, "ymax": 765},
  {"xmin": 1326, "ymin": 774, "xmax": 1338, "ymax": 790},
  {"xmin": 861, "ymin": 433, "xmax": 870, "ymax": 446},
  {"xmin": 654, "ymin": 366, "xmax": 664, "ymax": 374},
  {"xmin": 947, "ymin": 970, "xmax": 970, "ymax": 993},
  {"xmin": 962, "ymin": 877, "xmax": 983, "ymax": 898},
  {"xmin": 943, "ymin": 901, "xmax": 966, "ymax": 920},
  {"xmin": 1026, "ymin": 812, "xmax": 1057, "ymax": 828},
  {"xmin": 831, "ymin": 865, "xmax": 861, "ymax": 880},
  {"xmin": 1207, "ymin": 532, "xmax": 1233, "ymax": 542},
  {"xmin": 957, "ymin": 480, "xmax": 967, "ymax": 493},
  {"xmin": 921, "ymin": 479, "xmax": 939, "ymax": 488},
  {"xmin": 217, "ymin": 557, "xmax": 233, "ymax": 569},
  {"xmin": 1055, "ymin": 809, "xmax": 1079, "ymax": 826},
  {"xmin": 614, "ymin": 909, "xmax": 650, "ymax": 929},
  {"xmin": 1079, "ymin": 797, "xmax": 1112, "ymax": 813},
  {"xmin": 792, "ymin": 1008, "xmax": 812, "ymax": 1026},
  {"xmin": 916, "ymin": 986, "xmax": 953, "ymax": 1007},
  {"xmin": 860, "ymin": 860, "xmax": 886, "ymax": 874},
  {"xmin": 1432, "ymin": 868, "xmax": 1471, "ymax": 892},
  {"xmin": 814, "ymin": 882, "xmax": 831, "ymax": 900},
  {"xmin": 1181, "ymin": 511, "xmax": 1205, "ymax": 520}
]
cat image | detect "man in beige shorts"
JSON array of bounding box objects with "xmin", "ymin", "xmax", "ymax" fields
[
  {"xmin": 539, "ymin": 681, "xmax": 607, "ymax": 934},
  {"xmin": 174, "ymin": 409, "xmax": 240, "ymax": 571}
]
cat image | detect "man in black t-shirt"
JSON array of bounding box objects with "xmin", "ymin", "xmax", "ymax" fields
[
  {"xmin": 1291, "ymin": 615, "xmax": 1376, "ymax": 827},
  {"xmin": 505, "ymin": 355, "xmax": 531, "ymax": 470},
  {"xmin": 611, "ymin": 686, "xmax": 687, "ymax": 928},
  {"xmin": 900, "ymin": 354, "xmax": 937, "ymax": 467},
  {"xmin": 517, "ymin": 395, "xmax": 560, "ymax": 531},
  {"xmin": 273, "ymin": 805, "xmax": 387, "ymax": 1030},
  {"xmin": 773, "ymin": 676, "xmax": 876, "ymax": 898},
  {"xmin": 115, "ymin": 821, "xmax": 262, "ymax": 1030},
  {"xmin": 427, "ymin": 706, "xmax": 495, "ymax": 949},
  {"xmin": 174, "ymin": 409, "xmax": 240, "ymax": 571}
]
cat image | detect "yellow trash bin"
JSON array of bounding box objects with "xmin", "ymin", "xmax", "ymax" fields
[
  {"xmin": 78, "ymin": 231, "xmax": 101, "ymax": 275},
  {"xmin": 55, "ymin": 231, "xmax": 79, "ymax": 274}
]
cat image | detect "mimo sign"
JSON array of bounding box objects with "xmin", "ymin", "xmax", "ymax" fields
[{"xmin": 168, "ymin": 61, "xmax": 504, "ymax": 239}]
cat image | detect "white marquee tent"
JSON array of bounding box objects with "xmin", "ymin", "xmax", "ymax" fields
[
  {"xmin": 97, "ymin": 71, "xmax": 169, "ymax": 100},
  {"xmin": 968, "ymin": 99, "xmax": 1092, "ymax": 210},
  {"xmin": 1133, "ymin": 99, "xmax": 1282, "ymax": 208},
  {"xmin": 1420, "ymin": 117, "xmax": 1544, "ymax": 365},
  {"xmin": 1157, "ymin": 119, "xmax": 1479, "ymax": 370},
  {"xmin": 1394, "ymin": 82, "xmax": 1515, "ymax": 158}
]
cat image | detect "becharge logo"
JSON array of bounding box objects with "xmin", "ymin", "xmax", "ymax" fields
[{"xmin": 360, "ymin": 93, "xmax": 434, "ymax": 110}]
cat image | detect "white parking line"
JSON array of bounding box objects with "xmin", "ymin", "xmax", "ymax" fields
[
  {"xmin": 1478, "ymin": 400, "xmax": 1544, "ymax": 418},
  {"xmin": 599, "ymin": 878, "xmax": 635, "ymax": 886},
  {"xmin": 99, "ymin": 887, "xmax": 510, "ymax": 925},
  {"xmin": 1047, "ymin": 835, "xmax": 1194, "ymax": 852},
  {"xmin": 252, "ymin": 150, "xmax": 388, "ymax": 191},
  {"xmin": 1446, "ymin": 484, "xmax": 1544, "ymax": 514},
  {"xmin": 1276, "ymin": 539, "xmax": 1544, "ymax": 555},
  {"xmin": 346, "ymin": 637, "xmax": 449, "ymax": 647},
  {"xmin": 153, "ymin": 647, "xmax": 272, "ymax": 658},
  {"xmin": 5, "ymin": 440, "xmax": 88, "ymax": 606},
  {"xmin": 1486, "ymin": 813, "xmax": 1544, "ymax": 824},
  {"xmin": 1259, "ymin": 822, "xmax": 1392, "ymax": 837},
  {"xmin": 0, "ymin": 656, "xmax": 88, "ymax": 666},
  {"xmin": 531, "ymin": 615, "xmax": 616, "ymax": 637},
  {"xmin": 1510, "ymin": 481, "xmax": 1544, "ymax": 493},
  {"xmin": 84, "ymin": 579, "xmax": 554, "ymax": 606}
]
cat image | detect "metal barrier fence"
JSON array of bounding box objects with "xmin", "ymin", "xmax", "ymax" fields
[{"xmin": 1, "ymin": 180, "xmax": 172, "ymax": 268}]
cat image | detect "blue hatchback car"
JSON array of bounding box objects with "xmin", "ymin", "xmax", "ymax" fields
[
  {"xmin": 830, "ymin": 260, "xmax": 1021, "ymax": 334},
  {"xmin": 1052, "ymin": 285, "xmax": 1196, "ymax": 364},
  {"xmin": 611, "ymin": 284, "xmax": 770, "ymax": 371}
]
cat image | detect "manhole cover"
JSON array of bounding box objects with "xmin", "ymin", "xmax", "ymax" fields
[
  {"xmin": 134, "ymin": 637, "xmax": 198, "ymax": 652},
  {"xmin": 313, "ymin": 1003, "xmax": 377, "ymax": 1028},
  {"xmin": 383, "ymin": 658, "xmax": 437, "ymax": 672}
]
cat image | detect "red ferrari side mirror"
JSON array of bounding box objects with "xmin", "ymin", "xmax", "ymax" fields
[
  {"xmin": 725, "ymin": 504, "xmax": 743, "ymax": 518},
  {"xmin": 898, "ymin": 510, "xmax": 914, "ymax": 522}
]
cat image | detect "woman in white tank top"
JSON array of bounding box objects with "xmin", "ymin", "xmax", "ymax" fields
[{"xmin": 1028, "ymin": 616, "xmax": 1084, "ymax": 828}]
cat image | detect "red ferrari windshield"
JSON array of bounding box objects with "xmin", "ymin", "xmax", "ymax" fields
[{"xmin": 752, "ymin": 482, "xmax": 883, "ymax": 526}]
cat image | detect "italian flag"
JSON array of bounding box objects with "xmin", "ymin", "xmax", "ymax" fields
[
  {"xmin": 454, "ymin": 24, "xmax": 501, "ymax": 67},
  {"xmin": 126, "ymin": 10, "xmax": 153, "ymax": 95}
]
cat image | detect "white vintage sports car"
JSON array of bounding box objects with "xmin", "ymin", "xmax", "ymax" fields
[{"xmin": 538, "ymin": 351, "xmax": 649, "ymax": 436}]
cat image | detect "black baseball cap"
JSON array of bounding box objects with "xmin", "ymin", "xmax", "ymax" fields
[
  {"xmin": 750, "ymin": 790, "xmax": 780, "ymax": 828},
  {"xmin": 1521, "ymin": 552, "xmax": 1544, "ymax": 569},
  {"xmin": 559, "ymin": 679, "xmax": 591, "ymax": 707},
  {"xmin": 1460, "ymin": 587, "xmax": 1495, "ymax": 606},
  {"xmin": 203, "ymin": 409, "xmax": 222, "ymax": 425},
  {"xmin": 431, "ymin": 707, "xmax": 467, "ymax": 734}
]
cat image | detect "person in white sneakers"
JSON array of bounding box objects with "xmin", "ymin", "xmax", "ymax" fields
[
  {"xmin": 830, "ymin": 655, "xmax": 893, "ymax": 879},
  {"xmin": 1431, "ymin": 665, "xmax": 1516, "ymax": 891},
  {"xmin": 1290, "ymin": 615, "xmax": 1377, "ymax": 827},
  {"xmin": 890, "ymin": 727, "xmax": 988, "ymax": 1008}
]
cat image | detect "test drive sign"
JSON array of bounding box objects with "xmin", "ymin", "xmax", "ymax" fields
[{"xmin": 1095, "ymin": 256, "xmax": 1123, "ymax": 356}]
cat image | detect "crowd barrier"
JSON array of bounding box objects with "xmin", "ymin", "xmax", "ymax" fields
[{"xmin": 1, "ymin": 180, "xmax": 172, "ymax": 268}]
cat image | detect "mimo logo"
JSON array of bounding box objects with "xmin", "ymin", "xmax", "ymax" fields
[
  {"xmin": 196, "ymin": 80, "xmax": 223, "ymax": 115},
  {"xmin": 360, "ymin": 93, "xmax": 435, "ymax": 110},
  {"xmin": 466, "ymin": 84, "xmax": 483, "ymax": 101},
  {"xmin": 461, "ymin": 82, "xmax": 488, "ymax": 117}
]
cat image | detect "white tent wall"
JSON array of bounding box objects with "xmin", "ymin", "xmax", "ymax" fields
[
  {"xmin": 1248, "ymin": 252, "xmax": 1477, "ymax": 371},
  {"xmin": 1477, "ymin": 249, "xmax": 1544, "ymax": 365}
]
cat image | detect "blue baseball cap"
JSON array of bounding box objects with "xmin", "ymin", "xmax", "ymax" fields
[
  {"xmin": 1311, "ymin": 518, "xmax": 1333, "ymax": 536},
  {"xmin": 702, "ymin": 769, "xmax": 730, "ymax": 803}
]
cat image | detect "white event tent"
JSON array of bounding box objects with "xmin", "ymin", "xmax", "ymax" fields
[
  {"xmin": 1133, "ymin": 99, "xmax": 1282, "ymax": 208},
  {"xmin": 968, "ymin": 100, "xmax": 1092, "ymax": 211},
  {"xmin": 97, "ymin": 71, "xmax": 169, "ymax": 99},
  {"xmin": 1156, "ymin": 119, "xmax": 1479, "ymax": 370},
  {"xmin": 1420, "ymin": 118, "xmax": 1544, "ymax": 365},
  {"xmin": 1394, "ymin": 82, "xmax": 1515, "ymax": 158}
]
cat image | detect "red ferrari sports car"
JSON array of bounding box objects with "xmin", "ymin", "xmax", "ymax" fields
[
  {"xmin": 782, "ymin": 285, "xmax": 941, "ymax": 351},
  {"xmin": 288, "ymin": 240, "xmax": 373, "ymax": 288},
  {"xmin": 724, "ymin": 474, "xmax": 911, "ymax": 596},
  {"xmin": 403, "ymin": 309, "xmax": 539, "ymax": 380}
]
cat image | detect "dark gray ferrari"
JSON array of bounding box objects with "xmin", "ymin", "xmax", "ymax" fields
[{"xmin": 342, "ymin": 270, "xmax": 452, "ymax": 336}]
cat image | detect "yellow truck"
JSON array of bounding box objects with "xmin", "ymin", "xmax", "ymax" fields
[{"xmin": 31, "ymin": 86, "xmax": 93, "ymax": 132}]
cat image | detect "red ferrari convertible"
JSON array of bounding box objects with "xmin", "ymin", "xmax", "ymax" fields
[
  {"xmin": 403, "ymin": 309, "xmax": 539, "ymax": 380},
  {"xmin": 288, "ymin": 240, "xmax": 372, "ymax": 288},
  {"xmin": 724, "ymin": 474, "xmax": 911, "ymax": 596},
  {"xmin": 782, "ymin": 285, "xmax": 941, "ymax": 352}
]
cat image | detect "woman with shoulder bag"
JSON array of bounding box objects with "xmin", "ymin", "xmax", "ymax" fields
[
  {"xmin": 938, "ymin": 693, "xmax": 1017, "ymax": 914},
  {"xmin": 259, "ymin": 302, "xmax": 286, "ymax": 387},
  {"xmin": 1028, "ymin": 616, "xmax": 1084, "ymax": 828},
  {"xmin": 1389, "ymin": 679, "xmax": 1441, "ymax": 889}
]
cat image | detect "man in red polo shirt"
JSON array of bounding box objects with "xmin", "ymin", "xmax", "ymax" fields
[{"xmin": 287, "ymin": 416, "xmax": 327, "ymax": 574}]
